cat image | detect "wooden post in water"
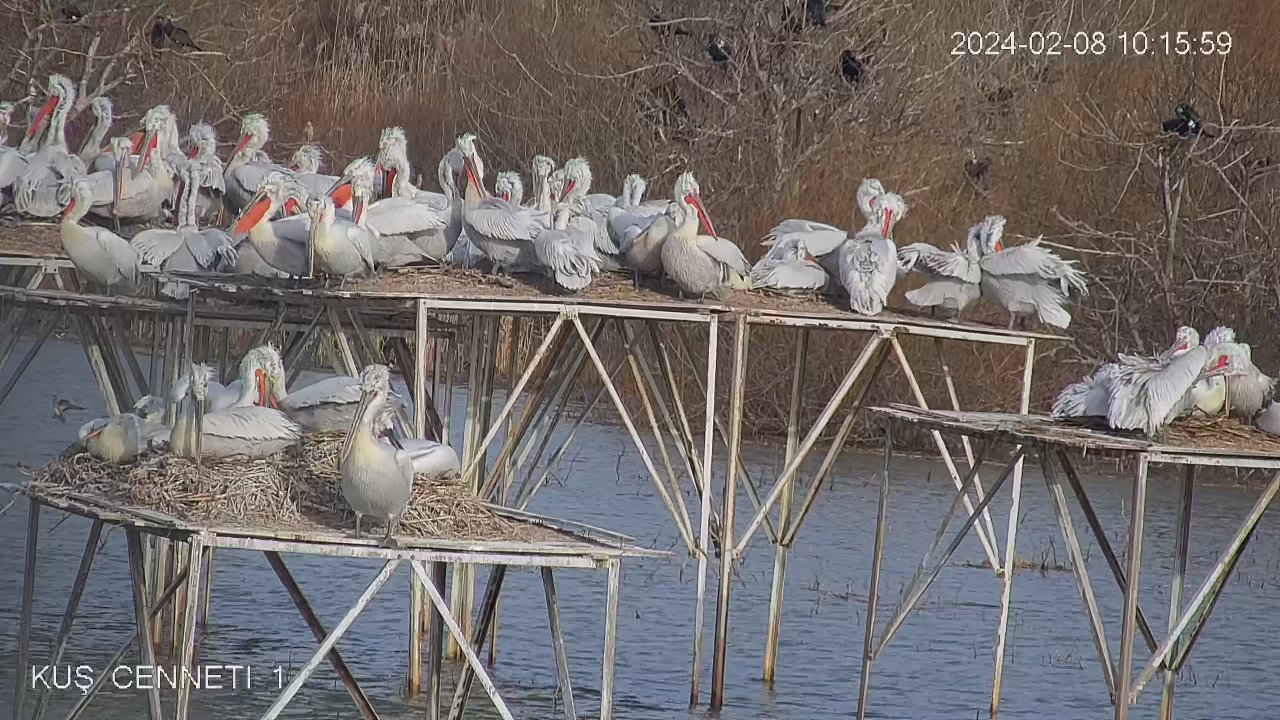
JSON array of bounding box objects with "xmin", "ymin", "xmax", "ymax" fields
[
  {"xmin": 1159, "ymin": 466, "xmax": 1194, "ymax": 719},
  {"xmin": 710, "ymin": 315, "xmax": 749, "ymax": 709},
  {"xmin": 763, "ymin": 328, "xmax": 808, "ymax": 683},
  {"xmin": 856, "ymin": 423, "xmax": 893, "ymax": 720},
  {"xmin": 1113, "ymin": 454, "xmax": 1150, "ymax": 720},
  {"xmin": 13, "ymin": 499, "xmax": 40, "ymax": 720},
  {"xmin": 689, "ymin": 315, "xmax": 718, "ymax": 706}
]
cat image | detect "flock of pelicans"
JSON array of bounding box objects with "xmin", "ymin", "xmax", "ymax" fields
[
  {"xmin": 1052, "ymin": 325, "xmax": 1280, "ymax": 440},
  {"xmin": 74, "ymin": 344, "xmax": 459, "ymax": 542},
  {"xmin": 0, "ymin": 74, "xmax": 1093, "ymax": 327}
]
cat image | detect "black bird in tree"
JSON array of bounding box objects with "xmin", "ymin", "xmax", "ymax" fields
[
  {"xmin": 840, "ymin": 49, "xmax": 863, "ymax": 85},
  {"xmin": 1161, "ymin": 103, "xmax": 1215, "ymax": 139},
  {"xmin": 57, "ymin": 3, "xmax": 83, "ymax": 23},
  {"xmin": 150, "ymin": 16, "xmax": 201, "ymax": 51},
  {"xmin": 964, "ymin": 149, "xmax": 992, "ymax": 188},
  {"xmin": 706, "ymin": 34, "xmax": 733, "ymax": 63}
]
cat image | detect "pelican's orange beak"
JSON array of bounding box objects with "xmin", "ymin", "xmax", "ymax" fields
[
  {"xmin": 993, "ymin": 242, "xmax": 1003, "ymax": 252},
  {"xmin": 26, "ymin": 95, "xmax": 57, "ymax": 141},
  {"xmin": 462, "ymin": 156, "xmax": 484, "ymax": 195},
  {"xmin": 233, "ymin": 194, "xmax": 271, "ymax": 234},
  {"xmin": 138, "ymin": 131, "xmax": 159, "ymax": 173},
  {"xmin": 187, "ymin": 146, "xmax": 198, "ymax": 159},
  {"xmin": 329, "ymin": 181, "xmax": 353, "ymax": 208},
  {"xmin": 61, "ymin": 197, "xmax": 76, "ymax": 220},
  {"xmin": 230, "ymin": 133, "xmax": 252, "ymax": 162},
  {"xmin": 880, "ymin": 207, "xmax": 892, "ymax": 238},
  {"xmin": 283, "ymin": 197, "xmax": 302, "ymax": 216},
  {"xmin": 562, "ymin": 179, "xmax": 576, "ymax": 198},
  {"xmin": 129, "ymin": 131, "xmax": 144, "ymax": 154},
  {"xmin": 686, "ymin": 194, "xmax": 717, "ymax": 238},
  {"xmin": 383, "ymin": 167, "xmax": 397, "ymax": 197},
  {"xmin": 501, "ymin": 192, "xmax": 509, "ymax": 201}
]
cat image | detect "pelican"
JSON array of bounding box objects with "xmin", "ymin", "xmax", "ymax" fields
[
  {"xmin": 559, "ymin": 158, "xmax": 624, "ymax": 270},
  {"xmin": 308, "ymin": 196, "xmax": 376, "ymax": 279},
  {"xmin": 549, "ymin": 168, "xmax": 566, "ymax": 204},
  {"xmin": 340, "ymin": 364, "xmax": 415, "ymax": 542},
  {"xmin": 60, "ymin": 179, "xmax": 139, "ymax": 293},
  {"xmin": 329, "ymin": 157, "xmax": 443, "ymax": 264},
  {"xmin": 1200, "ymin": 327, "xmax": 1275, "ymax": 418},
  {"xmin": 1258, "ymin": 401, "xmax": 1280, "ymax": 437},
  {"xmin": 0, "ymin": 101, "xmax": 13, "ymax": 147},
  {"xmin": 530, "ymin": 156, "xmax": 557, "ymax": 213},
  {"xmin": 89, "ymin": 136, "xmax": 162, "ymax": 223},
  {"xmin": 757, "ymin": 178, "xmax": 885, "ymax": 278},
  {"xmin": 170, "ymin": 363, "xmax": 302, "ymax": 461},
  {"xmin": 182, "ymin": 123, "xmax": 226, "ymax": 224},
  {"xmin": 167, "ymin": 345, "xmax": 279, "ymax": 414},
  {"xmin": 376, "ymin": 126, "xmax": 451, "ymax": 209},
  {"xmin": 131, "ymin": 162, "xmax": 238, "ymax": 297},
  {"xmin": 1108, "ymin": 343, "xmax": 1249, "ymax": 439},
  {"xmin": 495, "ymin": 171, "xmax": 524, "ymax": 204},
  {"xmin": 224, "ymin": 113, "xmax": 286, "ymax": 214},
  {"xmin": 77, "ymin": 97, "xmax": 114, "ymax": 169},
  {"xmin": 976, "ymin": 215, "xmax": 1088, "ymax": 329},
  {"xmin": 230, "ymin": 172, "xmax": 311, "ymax": 277},
  {"xmin": 749, "ymin": 237, "xmax": 828, "ymax": 291},
  {"xmin": 1052, "ymin": 326, "xmax": 1199, "ymax": 419},
  {"xmin": 838, "ymin": 192, "xmax": 907, "ymax": 315},
  {"xmin": 290, "ymin": 144, "xmax": 325, "ymax": 173},
  {"xmin": 258, "ymin": 345, "xmax": 402, "ymax": 432},
  {"xmin": 618, "ymin": 205, "xmax": 676, "ymax": 287},
  {"xmin": 188, "ymin": 122, "xmax": 219, "ymax": 161},
  {"xmin": 659, "ymin": 172, "xmax": 750, "ymax": 299},
  {"xmin": 13, "ymin": 75, "xmax": 87, "ymax": 217},
  {"xmin": 455, "ymin": 133, "xmax": 548, "ymax": 273},
  {"xmin": 78, "ymin": 412, "xmax": 166, "ymax": 463},
  {"xmin": 534, "ymin": 202, "xmax": 603, "ymax": 291},
  {"xmin": 135, "ymin": 105, "xmax": 182, "ymax": 212},
  {"xmin": 897, "ymin": 220, "xmax": 983, "ymax": 317}
]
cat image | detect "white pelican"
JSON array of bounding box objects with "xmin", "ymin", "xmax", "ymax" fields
[
  {"xmin": 170, "ymin": 363, "xmax": 302, "ymax": 461},
  {"xmin": 224, "ymin": 113, "xmax": 286, "ymax": 214},
  {"xmin": 77, "ymin": 97, "xmax": 114, "ymax": 169},
  {"xmin": 1199, "ymin": 326, "xmax": 1275, "ymax": 418},
  {"xmin": 348, "ymin": 167, "xmax": 431, "ymax": 268},
  {"xmin": 290, "ymin": 144, "xmax": 324, "ymax": 173},
  {"xmin": 259, "ymin": 345, "xmax": 401, "ymax": 433},
  {"xmin": 13, "ymin": 75, "xmax": 87, "ymax": 217},
  {"xmin": 183, "ymin": 123, "xmax": 226, "ymax": 224},
  {"xmin": 749, "ymin": 236, "xmax": 828, "ymax": 291},
  {"xmin": 308, "ymin": 196, "xmax": 376, "ymax": 279},
  {"xmin": 78, "ymin": 412, "xmax": 166, "ymax": 463},
  {"xmin": 976, "ymin": 215, "xmax": 1088, "ymax": 329},
  {"xmin": 329, "ymin": 157, "xmax": 443, "ymax": 264},
  {"xmin": 1258, "ymin": 401, "xmax": 1280, "ymax": 437},
  {"xmin": 89, "ymin": 137, "xmax": 161, "ymax": 224},
  {"xmin": 559, "ymin": 158, "xmax": 624, "ymax": 270},
  {"xmin": 530, "ymin": 155, "xmax": 556, "ymax": 213},
  {"xmin": 534, "ymin": 202, "xmax": 603, "ymax": 291},
  {"xmin": 756, "ymin": 178, "xmax": 884, "ymax": 278},
  {"xmin": 340, "ymin": 364, "xmax": 415, "ymax": 542},
  {"xmin": 1108, "ymin": 343, "xmax": 1249, "ymax": 438},
  {"xmin": 168, "ymin": 345, "xmax": 279, "ymax": 414},
  {"xmin": 59, "ymin": 179, "xmax": 139, "ymax": 293},
  {"xmin": 230, "ymin": 172, "xmax": 311, "ymax": 277},
  {"xmin": 131, "ymin": 162, "xmax": 238, "ymax": 297},
  {"xmin": 897, "ymin": 219, "xmax": 983, "ymax": 317},
  {"xmin": 135, "ymin": 105, "xmax": 182, "ymax": 212},
  {"xmin": 0, "ymin": 101, "xmax": 13, "ymax": 147},
  {"xmin": 838, "ymin": 191, "xmax": 907, "ymax": 315},
  {"xmin": 1052, "ymin": 326, "xmax": 1199, "ymax": 419},
  {"xmin": 659, "ymin": 172, "xmax": 750, "ymax": 299},
  {"xmin": 455, "ymin": 133, "xmax": 548, "ymax": 273},
  {"xmin": 376, "ymin": 126, "xmax": 450, "ymax": 210},
  {"xmin": 495, "ymin": 171, "xmax": 524, "ymax": 204}
]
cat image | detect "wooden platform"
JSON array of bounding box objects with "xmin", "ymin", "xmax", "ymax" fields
[
  {"xmin": 874, "ymin": 404, "xmax": 1280, "ymax": 468},
  {"xmin": 10, "ymin": 482, "xmax": 669, "ymax": 568}
]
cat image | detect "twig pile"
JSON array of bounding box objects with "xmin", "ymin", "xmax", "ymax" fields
[
  {"xmin": 1166, "ymin": 416, "xmax": 1280, "ymax": 453},
  {"xmin": 25, "ymin": 433, "xmax": 559, "ymax": 542}
]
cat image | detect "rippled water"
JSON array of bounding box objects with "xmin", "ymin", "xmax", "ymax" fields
[{"xmin": 2, "ymin": 339, "xmax": 1279, "ymax": 719}]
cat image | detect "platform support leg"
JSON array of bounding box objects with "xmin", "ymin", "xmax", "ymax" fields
[
  {"xmin": 175, "ymin": 536, "xmax": 206, "ymax": 720},
  {"xmin": 31, "ymin": 520, "xmax": 103, "ymax": 720},
  {"xmin": 425, "ymin": 562, "xmax": 447, "ymax": 720},
  {"xmin": 542, "ymin": 568, "xmax": 578, "ymax": 720},
  {"xmin": 710, "ymin": 316, "xmax": 748, "ymax": 710},
  {"xmin": 1114, "ymin": 454, "xmax": 1150, "ymax": 720},
  {"xmin": 1159, "ymin": 466, "xmax": 1194, "ymax": 720},
  {"xmin": 601, "ymin": 559, "xmax": 621, "ymax": 720},
  {"xmin": 856, "ymin": 423, "xmax": 893, "ymax": 720},
  {"xmin": 13, "ymin": 499, "xmax": 40, "ymax": 720},
  {"xmin": 447, "ymin": 565, "xmax": 507, "ymax": 720},
  {"xmin": 689, "ymin": 315, "xmax": 719, "ymax": 706},
  {"xmin": 126, "ymin": 529, "xmax": 163, "ymax": 720}
]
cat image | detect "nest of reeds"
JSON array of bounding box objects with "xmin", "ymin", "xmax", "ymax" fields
[
  {"xmin": 25, "ymin": 433, "xmax": 561, "ymax": 543},
  {"xmin": 1164, "ymin": 415, "xmax": 1280, "ymax": 454}
]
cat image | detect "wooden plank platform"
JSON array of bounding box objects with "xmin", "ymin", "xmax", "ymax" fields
[{"xmin": 873, "ymin": 404, "xmax": 1280, "ymax": 468}]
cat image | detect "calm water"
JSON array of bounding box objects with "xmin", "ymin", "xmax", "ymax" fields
[{"xmin": 2, "ymin": 339, "xmax": 1279, "ymax": 719}]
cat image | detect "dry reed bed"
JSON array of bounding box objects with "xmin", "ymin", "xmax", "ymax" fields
[{"xmin": 25, "ymin": 433, "xmax": 564, "ymax": 543}]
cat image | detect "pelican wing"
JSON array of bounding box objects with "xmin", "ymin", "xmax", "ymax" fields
[
  {"xmin": 608, "ymin": 207, "xmax": 664, "ymax": 250},
  {"xmin": 467, "ymin": 197, "xmax": 539, "ymax": 241},
  {"xmin": 394, "ymin": 438, "xmax": 461, "ymax": 477},
  {"xmin": 203, "ymin": 406, "xmax": 302, "ymax": 442},
  {"xmin": 696, "ymin": 236, "xmax": 750, "ymax": 275},
  {"xmin": 840, "ymin": 233, "xmax": 897, "ymax": 316},
  {"xmin": 534, "ymin": 227, "xmax": 601, "ymax": 291},
  {"xmin": 569, "ymin": 215, "xmax": 617, "ymax": 256},
  {"xmin": 194, "ymin": 229, "xmax": 240, "ymax": 270},
  {"xmin": 131, "ymin": 228, "xmax": 185, "ymax": 266},
  {"xmin": 1108, "ymin": 346, "xmax": 1206, "ymax": 435},
  {"xmin": 899, "ymin": 243, "xmax": 982, "ymax": 284},
  {"xmin": 367, "ymin": 196, "xmax": 448, "ymax": 235},
  {"xmin": 284, "ymin": 376, "xmax": 363, "ymax": 409},
  {"xmin": 750, "ymin": 258, "xmax": 827, "ymax": 290},
  {"xmin": 90, "ymin": 227, "xmax": 141, "ymax": 283},
  {"xmin": 980, "ymin": 241, "xmax": 1088, "ymax": 295},
  {"xmin": 761, "ymin": 219, "xmax": 848, "ymax": 256}
]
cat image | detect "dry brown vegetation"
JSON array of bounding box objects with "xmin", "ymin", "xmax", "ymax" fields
[{"xmin": 5, "ymin": 0, "xmax": 1280, "ymax": 441}]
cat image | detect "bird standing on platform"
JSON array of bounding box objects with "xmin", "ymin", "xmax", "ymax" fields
[
  {"xmin": 170, "ymin": 363, "xmax": 301, "ymax": 461},
  {"xmin": 659, "ymin": 171, "xmax": 749, "ymax": 299},
  {"xmin": 1052, "ymin": 326, "xmax": 1199, "ymax": 419},
  {"xmin": 749, "ymin": 237, "xmax": 828, "ymax": 291},
  {"xmin": 59, "ymin": 178, "xmax": 139, "ymax": 293},
  {"xmin": 455, "ymin": 132, "xmax": 549, "ymax": 274},
  {"xmin": 1198, "ymin": 326, "xmax": 1275, "ymax": 419},
  {"xmin": 897, "ymin": 220, "xmax": 983, "ymax": 318},
  {"xmin": 340, "ymin": 364, "xmax": 416, "ymax": 544},
  {"xmin": 258, "ymin": 346, "xmax": 403, "ymax": 433},
  {"xmin": 839, "ymin": 191, "xmax": 906, "ymax": 315},
  {"xmin": 1107, "ymin": 343, "xmax": 1249, "ymax": 439},
  {"xmin": 78, "ymin": 412, "xmax": 166, "ymax": 463},
  {"xmin": 975, "ymin": 215, "xmax": 1087, "ymax": 329}
]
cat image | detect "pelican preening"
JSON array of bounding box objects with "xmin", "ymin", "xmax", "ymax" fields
[{"xmin": 340, "ymin": 364, "xmax": 415, "ymax": 542}]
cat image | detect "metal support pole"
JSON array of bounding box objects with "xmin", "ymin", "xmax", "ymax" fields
[
  {"xmin": 126, "ymin": 529, "xmax": 163, "ymax": 720},
  {"xmin": 175, "ymin": 536, "xmax": 206, "ymax": 720},
  {"xmin": 13, "ymin": 499, "xmax": 40, "ymax": 720},
  {"xmin": 446, "ymin": 566, "xmax": 509, "ymax": 720},
  {"xmin": 426, "ymin": 561, "xmax": 447, "ymax": 720},
  {"xmin": 1114, "ymin": 454, "xmax": 1150, "ymax": 720},
  {"xmin": 0, "ymin": 315, "xmax": 56, "ymax": 409},
  {"xmin": 601, "ymin": 559, "xmax": 621, "ymax": 720},
  {"xmin": 542, "ymin": 568, "xmax": 579, "ymax": 720},
  {"xmin": 763, "ymin": 328, "xmax": 808, "ymax": 684},
  {"xmin": 710, "ymin": 315, "xmax": 748, "ymax": 710},
  {"xmin": 856, "ymin": 423, "xmax": 894, "ymax": 720},
  {"xmin": 1159, "ymin": 466, "xmax": 1194, "ymax": 720},
  {"xmin": 689, "ymin": 315, "xmax": 718, "ymax": 707},
  {"xmin": 32, "ymin": 520, "xmax": 102, "ymax": 720}
]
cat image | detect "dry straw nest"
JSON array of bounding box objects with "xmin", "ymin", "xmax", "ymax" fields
[
  {"xmin": 1163, "ymin": 416, "xmax": 1280, "ymax": 454},
  {"xmin": 26, "ymin": 433, "xmax": 559, "ymax": 542}
]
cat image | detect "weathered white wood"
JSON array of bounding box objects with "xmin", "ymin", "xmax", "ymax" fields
[
  {"xmin": 690, "ymin": 315, "xmax": 718, "ymax": 706},
  {"xmin": 856, "ymin": 424, "xmax": 894, "ymax": 720},
  {"xmin": 31, "ymin": 520, "xmax": 103, "ymax": 720},
  {"xmin": 1114, "ymin": 455, "xmax": 1149, "ymax": 720},
  {"xmin": 541, "ymin": 568, "xmax": 579, "ymax": 720},
  {"xmin": 259, "ymin": 560, "xmax": 401, "ymax": 720},
  {"xmin": 1159, "ymin": 466, "xmax": 1194, "ymax": 719},
  {"xmin": 175, "ymin": 536, "xmax": 207, "ymax": 720},
  {"xmin": 13, "ymin": 500, "xmax": 40, "ymax": 720},
  {"xmin": 125, "ymin": 529, "xmax": 163, "ymax": 720},
  {"xmin": 601, "ymin": 559, "xmax": 621, "ymax": 720}
]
